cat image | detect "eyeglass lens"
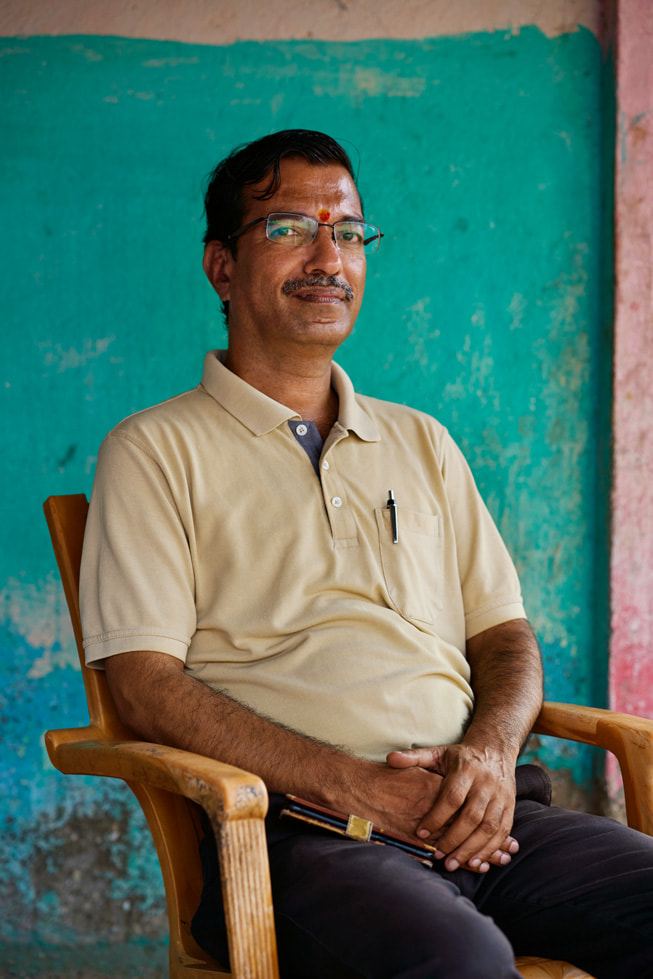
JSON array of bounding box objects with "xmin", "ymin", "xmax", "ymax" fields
[{"xmin": 266, "ymin": 213, "xmax": 381, "ymax": 254}]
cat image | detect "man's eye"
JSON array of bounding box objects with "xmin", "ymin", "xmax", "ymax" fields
[
  {"xmin": 337, "ymin": 225, "xmax": 364, "ymax": 245},
  {"xmin": 269, "ymin": 224, "xmax": 302, "ymax": 240}
]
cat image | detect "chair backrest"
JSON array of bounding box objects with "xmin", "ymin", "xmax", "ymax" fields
[
  {"xmin": 43, "ymin": 494, "xmax": 222, "ymax": 975},
  {"xmin": 43, "ymin": 494, "xmax": 131, "ymax": 739}
]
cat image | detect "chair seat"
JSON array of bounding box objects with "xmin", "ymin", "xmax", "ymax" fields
[
  {"xmin": 176, "ymin": 953, "xmax": 593, "ymax": 978},
  {"xmin": 515, "ymin": 957, "xmax": 594, "ymax": 978}
]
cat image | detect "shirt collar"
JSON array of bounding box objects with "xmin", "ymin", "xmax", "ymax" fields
[
  {"xmin": 201, "ymin": 350, "xmax": 380, "ymax": 442},
  {"xmin": 330, "ymin": 361, "xmax": 379, "ymax": 442}
]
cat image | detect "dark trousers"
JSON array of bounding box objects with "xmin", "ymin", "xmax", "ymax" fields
[{"xmin": 192, "ymin": 790, "xmax": 653, "ymax": 979}]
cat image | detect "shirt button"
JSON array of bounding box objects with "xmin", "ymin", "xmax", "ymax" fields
[
  {"xmin": 331, "ymin": 496, "xmax": 342, "ymax": 508},
  {"xmin": 322, "ymin": 460, "xmax": 330, "ymax": 471},
  {"xmin": 296, "ymin": 423, "xmax": 308, "ymax": 437}
]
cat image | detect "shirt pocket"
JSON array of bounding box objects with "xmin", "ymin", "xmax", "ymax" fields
[{"xmin": 375, "ymin": 507, "xmax": 444, "ymax": 624}]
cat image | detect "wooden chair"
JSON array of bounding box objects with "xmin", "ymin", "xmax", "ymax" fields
[{"xmin": 43, "ymin": 494, "xmax": 653, "ymax": 979}]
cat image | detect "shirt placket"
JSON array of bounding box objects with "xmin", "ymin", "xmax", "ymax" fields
[{"xmin": 320, "ymin": 426, "xmax": 358, "ymax": 547}]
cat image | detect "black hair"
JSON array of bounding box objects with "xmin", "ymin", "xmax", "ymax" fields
[{"xmin": 202, "ymin": 129, "xmax": 359, "ymax": 250}]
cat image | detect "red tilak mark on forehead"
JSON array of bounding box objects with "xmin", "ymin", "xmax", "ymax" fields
[{"xmin": 318, "ymin": 209, "xmax": 330, "ymax": 223}]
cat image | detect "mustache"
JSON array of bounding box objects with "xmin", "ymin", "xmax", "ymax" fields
[{"xmin": 281, "ymin": 274, "xmax": 354, "ymax": 302}]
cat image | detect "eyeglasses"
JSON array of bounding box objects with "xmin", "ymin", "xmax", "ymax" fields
[{"xmin": 227, "ymin": 211, "xmax": 384, "ymax": 255}]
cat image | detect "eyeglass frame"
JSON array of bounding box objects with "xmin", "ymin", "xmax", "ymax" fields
[{"xmin": 226, "ymin": 211, "xmax": 384, "ymax": 254}]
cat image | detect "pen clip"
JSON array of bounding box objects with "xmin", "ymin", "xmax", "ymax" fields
[{"xmin": 386, "ymin": 490, "xmax": 399, "ymax": 544}]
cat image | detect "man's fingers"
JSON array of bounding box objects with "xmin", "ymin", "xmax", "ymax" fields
[
  {"xmin": 386, "ymin": 747, "xmax": 444, "ymax": 771},
  {"xmin": 385, "ymin": 749, "xmax": 423, "ymax": 769},
  {"xmin": 420, "ymin": 792, "xmax": 515, "ymax": 872},
  {"xmin": 416, "ymin": 768, "xmax": 476, "ymax": 839},
  {"xmin": 434, "ymin": 840, "xmax": 517, "ymax": 875},
  {"xmin": 394, "ymin": 743, "xmax": 518, "ymax": 873},
  {"xmin": 447, "ymin": 842, "xmax": 515, "ymax": 874}
]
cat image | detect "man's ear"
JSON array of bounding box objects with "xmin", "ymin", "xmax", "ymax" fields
[{"xmin": 203, "ymin": 241, "xmax": 233, "ymax": 301}]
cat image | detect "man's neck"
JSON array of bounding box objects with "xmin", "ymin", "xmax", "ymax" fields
[{"xmin": 223, "ymin": 347, "xmax": 339, "ymax": 440}]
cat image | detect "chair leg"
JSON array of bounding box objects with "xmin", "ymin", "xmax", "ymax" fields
[{"xmin": 215, "ymin": 817, "xmax": 279, "ymax": 979}]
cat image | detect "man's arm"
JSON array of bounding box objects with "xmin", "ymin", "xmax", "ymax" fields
[
  {"xmin": 387, "ymin": 618, "xmax": 543, "ymax": 872},
  {"xmin": 104, "ymin": 649, "xmax": 447, "ymax": 839}
]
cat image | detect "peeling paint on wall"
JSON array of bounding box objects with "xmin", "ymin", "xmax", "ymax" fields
[
  {"xmin": 0, "ymin": 0, "xmax": 603, "ymax": 44},
  {"xmin": 1, "ymin": 26, "xmax": 611, "ymax": 951}
]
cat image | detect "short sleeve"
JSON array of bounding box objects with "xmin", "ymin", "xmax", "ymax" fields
[
  {"xmin": 440, "ymin": 433, "xmax": 526, "ymax": 638},
  {"xmin": 80, "ymin": 429, "xmax": 196, "ymax": 668}
]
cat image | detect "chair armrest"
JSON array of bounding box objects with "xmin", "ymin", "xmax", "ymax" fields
[
  {"xmin": 533, "ymin": 702, "xmax": 653, "ymax": 835},
  {"xmin": 45, "ymin": 727, "xmax": 267, "ymax": 821},
  {"xmin": 45, "ymin": 728, "xmax": 279, "ymax": 978}
]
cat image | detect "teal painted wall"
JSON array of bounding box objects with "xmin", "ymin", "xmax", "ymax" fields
[{"xmin": 1, "ymin": 30, "xmax": 611, "ymax": 950}]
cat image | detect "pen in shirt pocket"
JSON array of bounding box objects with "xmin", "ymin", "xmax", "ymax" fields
[{"xmin": 386, "ymin": 490, "xmax": 399, "ymax": 544}]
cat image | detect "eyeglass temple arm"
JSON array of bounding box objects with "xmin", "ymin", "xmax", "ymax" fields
[{"xmin": 226, "ymin": 216, "xmax": 266, "ymax": 242}]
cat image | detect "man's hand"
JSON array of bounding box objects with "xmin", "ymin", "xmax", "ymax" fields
[
  {"xmin": 386, "ymin": 743, "xmax": 519, "ymax": 873},
  {"xmin": 385, "ymin": 617, "xmax": 542, "ymax": 874},
  {"xmin": 343, "ymin": 761, "xmax": 444, "ymax": 837},
  {"xmin": 342, "ymin": 758, "xmax": 516, "ymax": 876}
]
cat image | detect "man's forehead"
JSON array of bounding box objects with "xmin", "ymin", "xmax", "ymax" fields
[{"xmin": 244, "ymin": 158, "xmax": 362, "ymax": 215}]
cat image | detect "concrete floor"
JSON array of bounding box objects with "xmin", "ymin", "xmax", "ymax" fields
[{"xmin": 0, "ymin": 942, "xmax": 168, "ymax": 979}]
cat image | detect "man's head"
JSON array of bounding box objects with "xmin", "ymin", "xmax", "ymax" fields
[
  {"xmin": 203, "ymin": 129, "xmax": 360, "ymax": 254},
  {"xmin": 202, "ymin": 131, "xmax": 381, "ymax": 365}
]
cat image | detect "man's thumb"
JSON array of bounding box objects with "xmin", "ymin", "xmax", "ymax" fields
[{"xmin": 386, "ymin": 746, "xmax": 442, "ymax": 770}]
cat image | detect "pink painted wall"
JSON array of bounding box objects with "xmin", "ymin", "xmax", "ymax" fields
[{"xmin": 610, "ymin": 0, "xmax": 653, "ymax": 739}]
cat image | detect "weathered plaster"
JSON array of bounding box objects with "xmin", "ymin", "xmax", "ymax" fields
[
  {"xmin": 0, "ymin": 13, "xmax": 615, "ymax": 959},
  {"xmin": 609, "ymin": 0, "xmax": 653, "ymax": 750},
  {"xmin": 0, "ymin": 0, "xmax": 601, "ymax": 42}
]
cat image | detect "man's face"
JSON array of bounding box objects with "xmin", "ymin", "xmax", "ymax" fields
[{"xmin": 204, "ymin": 156, "xmax": 367, "ymax": 360}]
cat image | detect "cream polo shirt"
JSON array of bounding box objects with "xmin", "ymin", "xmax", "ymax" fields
[{"xmin": 80, "ymin": 350, "xmax": 525, "ymax": 762}]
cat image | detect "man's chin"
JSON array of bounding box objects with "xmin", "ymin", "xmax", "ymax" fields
[
  {"xmin": 290, "ymin": 315, "xmax": 356, "ymax": 346},
  {"xmin": 289, "ymin": 298, "xmax": 352, "ymax": 324}
]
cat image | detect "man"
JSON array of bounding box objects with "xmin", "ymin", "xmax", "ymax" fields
[{"xmin": 80, "ymin": 129, "xmax": 653, "ymax": 978}]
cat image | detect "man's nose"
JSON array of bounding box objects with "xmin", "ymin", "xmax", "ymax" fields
[{"xmin": 303, "ymin": 225, "xmax": 342, "ymax": 274}]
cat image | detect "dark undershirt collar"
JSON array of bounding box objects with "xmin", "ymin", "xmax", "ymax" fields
[{"xmin": 288, "ymin": 419, "xmax": 323, "ymax": 475}]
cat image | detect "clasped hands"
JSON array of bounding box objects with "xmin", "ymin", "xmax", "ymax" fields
[{"xmin": 370, "ymin": 743, "xmax": 519, "ymax": 875}]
